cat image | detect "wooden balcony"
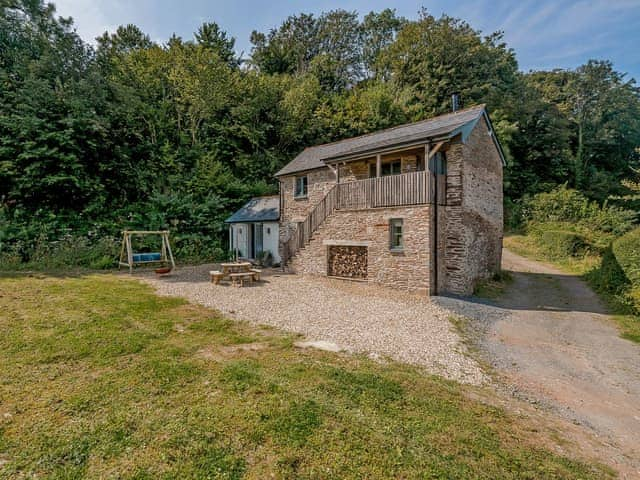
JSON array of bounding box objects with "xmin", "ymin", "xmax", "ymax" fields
[{"xmin": 337, "ymin": 170, "xmax": 433, "ymax": 210}]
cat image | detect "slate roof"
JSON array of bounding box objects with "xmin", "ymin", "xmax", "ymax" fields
[
  {"xmin": 275, "ymin": 104, "xmax": 494, "ymax": 177},
  {"xmin": 225, "ymin": 195, "xmax": 279, "ymax": 223}
]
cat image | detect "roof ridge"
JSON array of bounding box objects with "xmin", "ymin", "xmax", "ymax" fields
[{"xmin": 304, "ymin": 103, "xmax": 486, "ymax": 151}]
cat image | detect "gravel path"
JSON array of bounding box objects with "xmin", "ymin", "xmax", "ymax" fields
[
  {"xmin": 455, "ymin": 249, "xmax": 640, "ymax": 478},
  {"xmin": 139, "ymin": 265, "xmax": 486, "ymax": 385}
]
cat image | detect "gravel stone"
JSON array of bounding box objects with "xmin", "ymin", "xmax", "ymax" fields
[{"xmin": 139, "ymin": 264, "xmax": 487, "ymax": 385}]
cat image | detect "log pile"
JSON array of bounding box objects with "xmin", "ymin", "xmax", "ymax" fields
[{"xmin": 328, "ymin": 246, "xmax": 367, "ymax": 279}]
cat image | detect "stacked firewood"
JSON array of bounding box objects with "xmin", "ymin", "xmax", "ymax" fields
[{"xmin": 328, "ymin": 246, "xmax": 367, "ymax": 278}]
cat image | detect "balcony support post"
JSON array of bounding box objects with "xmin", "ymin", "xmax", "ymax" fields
[{"xmin": 376, "ymin": 154, "xmax": 381, "ymax": 178}]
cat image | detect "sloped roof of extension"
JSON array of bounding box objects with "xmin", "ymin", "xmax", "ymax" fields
[
  {"xmin": 225, "ymin": 195, "xmax": 279, "ymax": 223},
  {"xmin": 275, "ymin": 104, "xmax": 505, "ymax": 177}
]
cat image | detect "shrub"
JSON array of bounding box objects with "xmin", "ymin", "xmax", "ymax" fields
[
  {"xmin": 0, "ymin": 235, "xmax": 120, "ymax": 271},
  {"xmin": 536, "ymin": 230, "xmax": 586, "ymax": 259},
  {"xmin": 524, "ymin": 185, "xmax": 637, "ymax": 236},
  {"xmin": 30, "ymin": 235, "xmax": 120, "ymax": 270},
  {"xmin": 612, "ymin": 228, "xmax": 640, "ymax": 286},
  {"xmin": 587, "ymin": 228, "xmax": 640, "ymax": 314},
  {"xmin": 612, "ymin": 228, "xmax": 640, "ymax": 313}
]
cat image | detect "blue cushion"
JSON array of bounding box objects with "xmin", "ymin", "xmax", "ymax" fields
[{"xmin": 132, "ymin": 253, "xmax": 161, "ymax": 262}]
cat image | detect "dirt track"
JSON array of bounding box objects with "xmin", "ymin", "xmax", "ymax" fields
[{"xmin": 475, "ymin": 249, "xmax": 640, "ymax": 477}]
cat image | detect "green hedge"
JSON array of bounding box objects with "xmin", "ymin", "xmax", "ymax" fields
[
  {"xmin": 537, "ymin": 230, "xmax": 586, "ymax": 259},
  {"xmin": 523, "ymin": 185, "xmax": 637, "ymax": 236},
  {"xmin": 612, "ymin": 228, "xmax": 640, "ymax": 312},
  {"xmin": 588, "ymin": 228, "xmax": 640, "ymax": 314}
]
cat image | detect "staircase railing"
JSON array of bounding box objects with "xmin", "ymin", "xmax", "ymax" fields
[{"xmin": 282, "ymin": 184, "xmax": 338, "ymax": 267}]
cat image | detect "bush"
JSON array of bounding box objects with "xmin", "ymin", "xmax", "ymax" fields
[
  {"xmin": 612, "ymin": 228, "xmax": 640, "ymax": 286},
  {"xmin": 524, "ymin": 185, "xmax": 637, "ymax": 236},
  {"xmin": 535, "ymin": 229, "xmax": 586, "ymax": 259},
  {"xmin": 587, "ymin": 228, "xmax": 640, "ymax": 314},
  {"xmin": 612, "ymin": 228, "xmax": 640, "ymax": 313},
  {"xmin": 29, "ymin": 235, "xmax": 120, "ymax": 270}
]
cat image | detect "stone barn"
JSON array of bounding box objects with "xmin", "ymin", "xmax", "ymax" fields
[{"xmin": 276, "ymin": 104, "xmax": 505, "ymax": 296}]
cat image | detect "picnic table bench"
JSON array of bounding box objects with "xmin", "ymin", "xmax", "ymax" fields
[
  {"xmin": 230, "ymin": 271, "xmax": 254, "ymax": 287},
  {"xmin": 210, "ymin": 263, "xmax": 262, "ymax": 286}
]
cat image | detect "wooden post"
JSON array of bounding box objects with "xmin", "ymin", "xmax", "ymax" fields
[
  {"xmin": 165, "ymin": 232, "xmax": 175, "ymax": 269},
  {"xmin": 118, "ymin": 233, "xmax": 126, "ymax": 270},
  {"xmin": 376, "ymin": 154, "xmax": 382, "ymax": 178},
  {"xmin": 126, "ymin": 233, "xmax": 133, "ymax": 273},
  {"xmin": 337, "ymin": 163, "xmax": 341, "ymax": 208},
  {"xmin": 426, "ymin": 143, "xmax": 438, "ymax": 296}
]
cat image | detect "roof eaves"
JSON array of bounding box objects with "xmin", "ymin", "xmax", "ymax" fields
[
  {"xmin": 481, "ymin": 111, "xmax": 507, "ymax": 166},
  {"xmin": 322, "ymin": 133, "xmax": 455, "ymax": 165}
]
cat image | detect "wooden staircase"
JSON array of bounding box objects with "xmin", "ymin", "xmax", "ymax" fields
[
  {"xmin": 281, "ymin": 185, "xmax": 338, "ymax": 268},
  {"xmin": 280, "ymin": 170, "xmax": 434, "ymax": 268}
]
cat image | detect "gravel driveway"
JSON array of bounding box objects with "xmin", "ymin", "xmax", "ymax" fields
[
  {"xmin": 139, "ymin": 265, "xmax": 486, "ymax": 385},
  {"xmin": 446, "ymin": 249, "xmax": 640, "ymax": 478}
]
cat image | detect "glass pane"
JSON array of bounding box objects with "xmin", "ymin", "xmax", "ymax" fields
[
  {"xmin": 390, "ymin": 219, "xmax": 403, "ymax": 248},
  {"xmin": 295, "ymin": 176, "xmax": 308, "ymax": 196}
]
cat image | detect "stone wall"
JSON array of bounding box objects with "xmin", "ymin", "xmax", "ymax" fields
[
  {"xmin": 439, "ymin": 116, "xmax": 503, "ymax": 295},
  {"xmin": 278, "ymin": 167, "xmax": 336, "ymax": 256},
  {"xmin": 462, "ymin": 117, "xmax": 503, "ymax": 283},
  {"xmin": 290, "ymin": 206, "xmax": 432, "ymax": 293},
  {"xmin": 278, "ymin": 116, "xmax": 502, "ymax": 296}
]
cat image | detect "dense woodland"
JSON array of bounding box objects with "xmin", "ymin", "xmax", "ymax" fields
[{"xmin": 1, "ymin": 0, "xmax": 639, "ymax": 266}]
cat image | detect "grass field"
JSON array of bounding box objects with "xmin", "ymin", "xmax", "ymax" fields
[
  {"xmin": 505, "ymin": 235, "xmax": 640, "ymax": 343},
  {"xmin": 0, "ymin": 273, "xmax": 611, "ymax": 479}
]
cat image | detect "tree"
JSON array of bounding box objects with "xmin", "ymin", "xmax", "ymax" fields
[
  {"xmin": 360, "ymin": 9, "xmax": 406, "ymax": 79},
  {"xmin": 195, "ymin": 22, "xmax": 238, "ymax": 67},
  {"xmin": 382, "ymin": 10, "xmax": 519, "ymax": 117},
  {"xmin": 250, "ymin": 13, "xmax": 319, "ymax": 75},
  {"xmin": 525, "ymin": 62, "xmax": 640, "ymax": 199}
]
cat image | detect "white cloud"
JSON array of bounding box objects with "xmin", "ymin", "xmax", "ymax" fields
[{"xmin": 53, "ymin": 0, "xmax": 126, "ymax": 43}]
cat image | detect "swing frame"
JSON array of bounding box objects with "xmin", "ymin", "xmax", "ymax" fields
[{"xmin": 118, "ymin": 230, "xmax": 176, "ymax": 273}]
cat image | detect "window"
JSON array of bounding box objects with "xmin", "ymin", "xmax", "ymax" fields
[
  {"xmin": 389, "ymin": 218, "xmax": 403, "ymax": 251},
  {"xmin": 382, "ymin": 160, "xmax": 402, "ymax": 176},
  {"xmin": 294, "ymin": 175, "xmax": 308, "ymax": 198},
  {"xmin": 369, "ymin": 159, "xmax": 402, "ymax": 177}
]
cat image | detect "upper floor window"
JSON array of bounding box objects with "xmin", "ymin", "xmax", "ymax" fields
[
  {"xmin": 389, "ymin": 218, "xmax": 403, "ymax": 251},
  {"xmin": 369, "ymin": 159, "xmax": 402, "ymax": 177},
  {"xmin": 383, "ymin": 160, "xmax": 402, "ymax": 176},
  {"xmin": 294, "ymin": 175, "xmax": 308, "ymax": 198}
]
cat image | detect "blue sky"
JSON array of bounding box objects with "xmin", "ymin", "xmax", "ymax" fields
[{"xmin": 54, "ymin": 0, "xmax": 640, "ymax": 80}]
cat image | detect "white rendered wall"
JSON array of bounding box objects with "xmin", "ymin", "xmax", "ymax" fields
[
  {"xmin": 262, "ymin": 222, "xmax": 280, "ymax": 263},
  {"xmin": 229, "ymin": 222, "xmax": 280, "ymax": 264}
]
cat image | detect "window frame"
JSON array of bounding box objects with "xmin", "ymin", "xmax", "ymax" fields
[
  {"xmin": 294, "ymin": 175, "xmax": 308, "ymax": 198},
  {"xmin": 369, "ymin": 159, "xmax": 402, "ymax": 178},
  {"xmin": 382, "ymin": 160, "xmax": 402, "ymax": 177},
  {"xmin": 389, "ymin": 218, "xmax": 404, "ymax": 251}
]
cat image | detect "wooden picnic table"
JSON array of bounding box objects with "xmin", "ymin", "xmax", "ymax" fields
[
  {"xmin": 220, "ymin": 262, "xmax": 252, "ymax": 275},
  {"xmin": 212, "ymin": 262, "xmax": 261, "ymax": 287}
]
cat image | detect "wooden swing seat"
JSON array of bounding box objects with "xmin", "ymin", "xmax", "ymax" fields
[{"xmin": 119, "ymin": 230, "xmax": 175, "ymax": 273}]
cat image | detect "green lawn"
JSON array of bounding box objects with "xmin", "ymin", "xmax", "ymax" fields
[{"xmin": 0, "ymin": 274, "xmax": 611, "ymax": 479}]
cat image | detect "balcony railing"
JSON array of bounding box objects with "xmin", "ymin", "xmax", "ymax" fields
[{"xmin": 337, "ymin": 170, "xmax": 432, "ymax": 210}]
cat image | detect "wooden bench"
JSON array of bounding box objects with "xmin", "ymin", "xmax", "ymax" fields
[
  {"xmin": 250, "ymin": 268, "xmax": 262, "ymax": 281},
  {"xmin": 210, "ymin": 270, "xmax": 225, "ymax": 285},
  {"xmin": 230, "ymin": 272, "xmax": 254, "ymax": 287}
]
